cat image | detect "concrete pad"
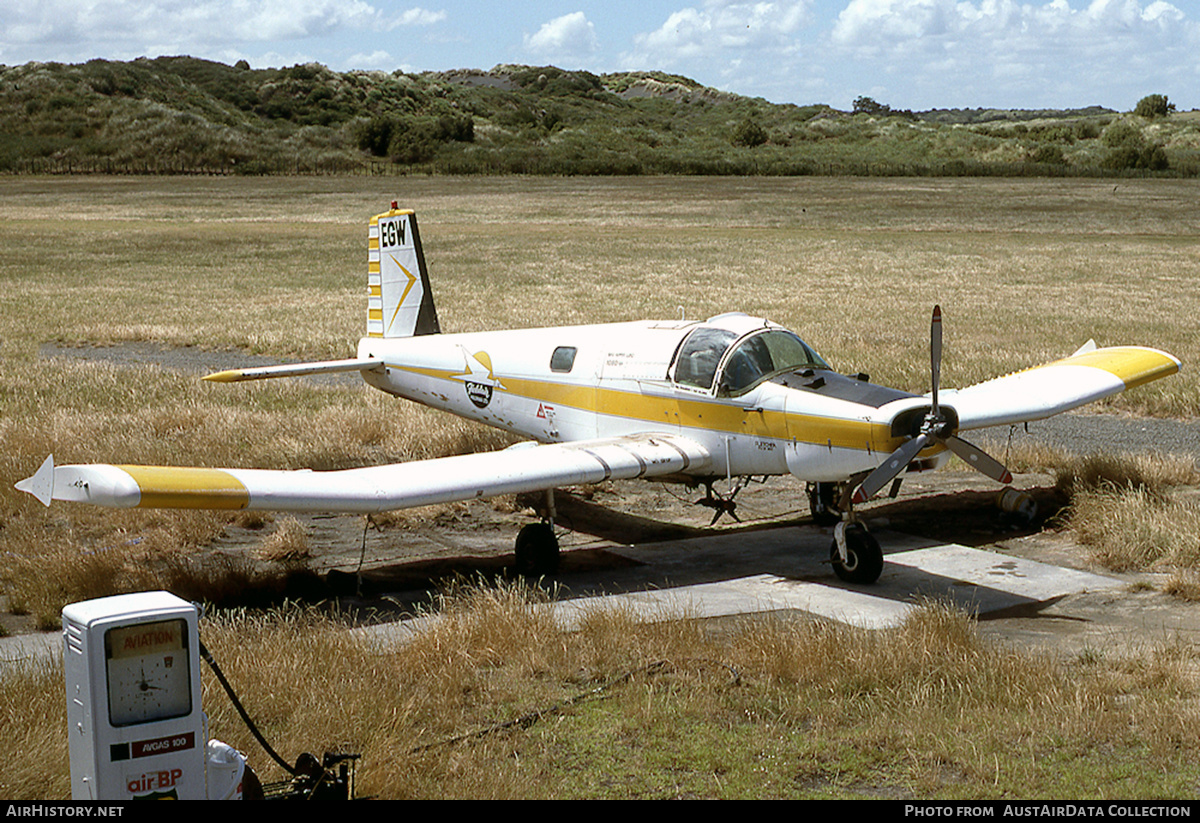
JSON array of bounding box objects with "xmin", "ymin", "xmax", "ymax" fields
[
  {"xmin": 0, "ymin": 631, "xmax": 61, "ymax": 669},
  {"xmin": 545, "ymin": 543, "xmax": 1118, "ymax": 630},
  {"xmin": 353, "ymin": 532, "xmax": 1123, "ymax": 650}
]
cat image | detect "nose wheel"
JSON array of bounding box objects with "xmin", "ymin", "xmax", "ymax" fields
[{"xmin": 830, "ymin": 521, "xmax": 883, "ymax": 584}]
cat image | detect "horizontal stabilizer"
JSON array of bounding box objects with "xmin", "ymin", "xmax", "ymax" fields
[
  {"xmin": 16, "ymin": 433, "xmax": 711, "ymax": 514},
  {"xmin": 203, "ymin": 357, "xmax": 384, "ymax": 383}
]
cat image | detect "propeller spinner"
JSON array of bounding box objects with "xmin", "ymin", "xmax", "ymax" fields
[{"xmin": 852, "ymin": 306, "xmax": 1012, "ymax": 505}]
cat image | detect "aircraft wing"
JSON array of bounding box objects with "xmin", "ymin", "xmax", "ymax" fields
[
  {"xmin": 944, "ymin": 345, "xmax": 1181, "ymax": 431},
  {"xmin": 16, "ymin": 434, "xmax": 711, "ymax": 513}
]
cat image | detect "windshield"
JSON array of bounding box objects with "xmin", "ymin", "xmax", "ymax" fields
[{"xmin": 718, "ymin": 330, "xmax": 829, "ymax": 396}]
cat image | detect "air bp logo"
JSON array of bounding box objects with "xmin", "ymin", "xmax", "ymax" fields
[
  {"xmin": 453, "ymin": 349, "xmax": 504, "ymax": 409},
  {"xmin": 466, "ymin": 381, "xmax": 493, "ymax": 408}
]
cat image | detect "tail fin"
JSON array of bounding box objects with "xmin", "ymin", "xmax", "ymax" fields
[{"xmin": 368, "ymin": 207, "xmax": 440, "ymax": 338}]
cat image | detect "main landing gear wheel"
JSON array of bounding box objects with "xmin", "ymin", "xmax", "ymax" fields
[
  {"xmin": 830, "ymin": 522, "xmax": 883, "ymax": 584},
  {"xmin": 514, "ymin": 522, "xmax": 560, "ymax": 576}
]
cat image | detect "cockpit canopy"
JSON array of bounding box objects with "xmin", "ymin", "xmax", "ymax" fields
[{"xmin": 672, "ymin": 322, "xmax": 830, "ymax": 396}]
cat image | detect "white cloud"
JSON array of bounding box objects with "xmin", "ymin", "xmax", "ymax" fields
[
  {"xmin": 826, "ymin": 0, "xmax": 1199, "ymax": 107},
  {"xmin": 397, "ymin": 8, "xmax": 446, "ymax": 26},
  {"xmin": 346, "ymin": 50, "xmax": 396, "ymax": 70},
  {"xmin": 523, "ymin": 12, "xmax": 599, "ymax": 65},
  {"xmin": 630, "ymin": 1, "xmax": 811, "ymax": 64},
  {"xmin": 831, "ymin": 0, "xmax": 1191, "ymax": 50},
  {"xmin": 0, "ymin": 0, "xmax": 440, "ymax": 53},
  {"xmin": 617, "ymin": 1, "xmax": 812, "ymax": 100}
]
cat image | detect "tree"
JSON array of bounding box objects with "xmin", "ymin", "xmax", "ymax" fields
[
  {"xmin": 853, "ymin": 96, "xmax": 888, "ymax": 116},
  {"xmin": 1134, "ymin": 94, "xmax": 1174, "ymax": 119}
]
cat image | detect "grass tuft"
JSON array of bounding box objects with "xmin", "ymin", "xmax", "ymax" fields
[
  {"xmin": 256, "ymin": 517, "xmax": 312, "ymax": 562},
  {"xmin": 1054, "ymin": 452, "xmax": 1199, "ymax": 501},
  {"xmin": 1065, "ymin": 486, "xmax": 1200, "ymax": 572}
]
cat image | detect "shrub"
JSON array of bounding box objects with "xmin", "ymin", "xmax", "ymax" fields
[
  {"xmin": 1099, "ymin": 120, "xmax": 1169, "ymax": 170},
  {"xmin": 731, "ymin": 117, "xmax": 768, "ymax": 148},
  {"xmin": 853, "ymin": 96, "xmax": 887, "ymax": 115},
  {"xmin": 356, "ymin": 112, "xmax": 474, "ymax": 163},
  {"xmin": 1030, "ymin": 144, "xmax": 1065, "ymax": 165},
  {"xmin": 1102, "ymin": 121, "xmax": 1143, "ymax": 149}
]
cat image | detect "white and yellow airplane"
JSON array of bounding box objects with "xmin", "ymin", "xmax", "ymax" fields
[{"xmin": 17, "ymin": 205, "xmax": 1181, "ymax": 584}]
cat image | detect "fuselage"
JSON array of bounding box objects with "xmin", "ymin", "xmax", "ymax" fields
[{"xmin": 355, "ymin": 312, "xmax": 947, "ymax": 484}]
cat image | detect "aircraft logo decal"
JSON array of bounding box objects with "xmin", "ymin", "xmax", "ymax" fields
[{"xmin": 452, "ymin": 348, "xmax": 505, "ymax": 409}]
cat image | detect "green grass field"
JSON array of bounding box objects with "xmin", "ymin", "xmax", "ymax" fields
[{"xmin": 1, "ymin": 175, "xmax": 1198, "ymax": 799}]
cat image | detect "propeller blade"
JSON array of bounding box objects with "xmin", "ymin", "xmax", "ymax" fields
[
  {"xmin": 853, "ymin": 434, "xmax": 930, "ymax": 504},
  {"xmin": 930, "ymin": 305, "xmax": 942, "ymax": 416},
  {"xmin": 943, "ymin": 435, "xmax": 1013, "ymax": 484},
  {"xmin": 852, "ymin": 304, "xmax": 1012, "ymax": 509}
]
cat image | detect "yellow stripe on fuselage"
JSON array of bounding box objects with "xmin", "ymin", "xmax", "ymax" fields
[
  {"xmin": 389, "ymin": 365, "xmax": 896, "ymax": 453},
  {"xmin": 117, "ymin": 466, "xmax": 250, "ymax": 509}
]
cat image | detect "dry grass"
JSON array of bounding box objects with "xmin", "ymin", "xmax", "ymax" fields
[
  {"xmin": 1066, "ymin": 487, "xmax": 1200, "ymax": 573},
  {"xmin": 1054, "ymin": 452, "xmax": 1200, "ymax": 499},
  {"xmin": 4, "ymin": 590, "xmax": 1200, "ymax": 799},
  {"xmin": 1163, "ymin": 571, "xmax": 1200, "ymax": 602},
  {"xmin": 1055, "ymin": 453, "xmax": 1200, "ymax": 575},
  {"xmin": 256, "ymin": 517, "xmax": 312, "ymax": 562}
]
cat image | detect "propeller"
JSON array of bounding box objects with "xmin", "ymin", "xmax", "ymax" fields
[{"xmin": 851, "ymin": 306, "xmax": 1012, "ymax": 505}]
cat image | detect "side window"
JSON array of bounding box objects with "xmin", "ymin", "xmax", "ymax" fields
[
  {"xmin": 550, "ymin": 346, "xmax": 577, "ymax": 373},
  {"xmin": 673, "ymin": 328, "xmax": 736, "ymax": 390}
]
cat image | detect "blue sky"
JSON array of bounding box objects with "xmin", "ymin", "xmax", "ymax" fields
[{"xmin": 2, "ymin": 1, "xmax": 1197, "ymax": 111}]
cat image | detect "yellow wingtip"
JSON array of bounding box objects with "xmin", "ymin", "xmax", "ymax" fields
[
  {"xmin": 202, "ymin": 369, "xmax": 244, "ymax": 383},
  {"xmin": 1060, "ymin": 346, "xmax": 1181, "ymax": 390}
]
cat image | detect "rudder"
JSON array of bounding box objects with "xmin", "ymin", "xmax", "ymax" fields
[{"xmin": 368, "ymin": 206, "xmax": 440, "ymax": 338}]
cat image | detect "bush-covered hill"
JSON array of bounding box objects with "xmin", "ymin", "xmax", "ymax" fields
[{"xmin": 2, "ymin": 57, "xmax": 1197, "ymax": 176}]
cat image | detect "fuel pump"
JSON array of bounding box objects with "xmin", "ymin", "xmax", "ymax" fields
[{"xmin": 62, "ymin": 591, "xmax": 248, "ymax": 800}]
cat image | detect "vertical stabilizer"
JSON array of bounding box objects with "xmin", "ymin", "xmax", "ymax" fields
[{"xmin": 368, "ymin": 207, "xmax": 440, "ymax": 338}]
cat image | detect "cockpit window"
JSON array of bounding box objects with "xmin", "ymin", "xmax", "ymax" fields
[
  {"xmin": 672, "ymin": 328, "xmax": 737, "ymax": 390},
  {"xmin": 718, "ymin": 330, "xmax": 830, "ymax": 396}
]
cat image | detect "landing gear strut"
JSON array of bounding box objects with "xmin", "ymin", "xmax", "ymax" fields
[
  {"xmin": 695, "ymin": 478, "xmax": 745, "ymax": 525},
  {"xmin": 807, "ymin": 482, "xmax": 842, "ymax": 526}
]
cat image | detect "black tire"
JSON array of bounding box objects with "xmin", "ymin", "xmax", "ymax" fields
[
  {"xmin": 808, "ymin": 482, "xmax": 841, "ymax": 527},
  {"xmin": 514, "ymin": 522, "xmax": 560, "ymax": 576},
  {"xmin": 829, "ymin": 524, "xmax": 883, "ymax": 584}
]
